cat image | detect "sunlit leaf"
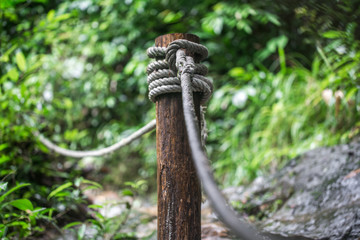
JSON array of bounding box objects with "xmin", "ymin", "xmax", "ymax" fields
[
  {"xmin": 322, "ymin": 31, "xmax": 343, "ymax": 39},
  {"xmin": 229, "ymin": 67, "xmax": 245, "ymax": 78},
  {"xmin": 63, "ymin": 221, "xmax": 82, "ymax": 229},
  {"xmin": 122, "ymin": 189, "xmax": 134, "ymax": 197},
  {"xmin": 48, "ymin": 182, "xmax": 73, "ymax": 199},
  {"xmin": 163, "ymin": 11, "xmax": 183, "ymax": 24},
  {"xmin": 10, "ymin": 199, "xmax": 34, "ymax": 211},
  {"xmin": 77, "ymin": 224, "xmax": 86, "ymax": 239},
  {"xmin": 55, "ymin": 13, "xmax": 71, "ymax": 22},
  {"xmin": 6, "ymin": 221, "xmax": 30, "ymax": 229},
  {"xmin": 0, "ymin": 183, "xmax": 31, "ymax": 203},
  {"xmin": 88, "ymin": 204, "xmax": 103, "ymax": 209},
  {"xmin": 47, "ymin": 10, "xmax": 55, "ymax": 21},
  {"xmin": 0, "ymin": 155, "xmax": 11, "ymax": 165},
  {"xmin": 7, "ymin": 68, "xmax": 19, "ymax": 81},
  {"xmin": 15, "ymin": 51, "xmax": 27, "ymax": 71},
  {"xmin": 81, "ymin": 179, "xmax": 102, "ymax": 189},
  {"xmin": 0, "ymin": 143, "xmax": 9, "ymax": 152}
]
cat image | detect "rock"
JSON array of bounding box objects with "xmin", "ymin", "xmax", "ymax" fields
[{"xmin": 224, "ymin": 139, "xmax": 360, "ymax": 240}]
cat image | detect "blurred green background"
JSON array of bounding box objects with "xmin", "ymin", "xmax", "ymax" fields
[{"xmin": 1, "ymin": 0, "xmax": 359, "ymax": 238}]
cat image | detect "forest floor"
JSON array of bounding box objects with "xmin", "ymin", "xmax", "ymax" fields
[{"xmin": 52, "ymin": 138, "xmax": 360, "ymax": 240}]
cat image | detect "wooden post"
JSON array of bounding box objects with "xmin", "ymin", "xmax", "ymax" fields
[{"xmin": 155, "ymin": 33, "xmax": 202, "ymax": 240}]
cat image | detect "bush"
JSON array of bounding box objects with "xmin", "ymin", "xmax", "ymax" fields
[{"xmin": 1, "ymin": 0, "xmax": 359, "ymax": 238}]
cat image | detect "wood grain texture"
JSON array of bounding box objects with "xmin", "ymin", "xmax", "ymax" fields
[{"xmin": 155, "ymin": 33, "xmax": 202, "ymax": 240}]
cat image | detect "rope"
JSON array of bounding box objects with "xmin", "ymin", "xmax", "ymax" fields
[
  {"xmin": 146, "ymin": 39, "xmax": 212, "ymax": 104},
  {"xmin": 146, "ymin": 39, "xmax": 288, "ymax": 240},
  {"xmin": 35, "ymin": 119, "xmax": 156, "ymax": 158},
  {"xmin": 147, "ymin": 39, "xmax": 213, "ymax": 146}
]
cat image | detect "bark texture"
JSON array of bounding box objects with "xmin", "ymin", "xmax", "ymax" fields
[{"xmin": 155, "ymin": 33, "xmax": 202, "ymax": 240}]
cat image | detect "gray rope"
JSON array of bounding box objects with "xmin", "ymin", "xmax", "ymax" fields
[
  {"xmin": 176, "ymin": 48, "xmax": 266, "ymax": 240},
  {"xmin": 35, "ymin": 119, "xmax": 156, "ymax": 158},
  {"xmin": 146, "ymin": 39, "xmax": 213, "ymax": 104}
]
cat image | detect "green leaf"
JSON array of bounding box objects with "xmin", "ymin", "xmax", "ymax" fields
[
  {"xmin": 52, "ymin": 192, "xmax": 71, "ymax": 198},
  {"xmin": 346, "ymin": 87, "xmax": 358, "ymax": 101},
  {"xmin": 0, "ymin": 45, "xmax": 17, "ymax": 62},
  {"xmin": 124, "ymin": 61, "xmax": 137, "ymax": 75},
  {"xmin": 7, "ymin": 68, "xmax": 19, "ymax": 81},
  {"xmin": 122, "ymin": 189, "xmax": 134, "ymax": 197},
  {"xmin": 0, "ymin": 155, "xmax": 11, "ymax": 165},
  {"xmin": 88, "ymin": 204, "xmax": 103, "ymax": 209},
  {"xmin": 63, "ymin": 98, "xmax": 73, "ymax": 109},
  {"xmin": 82, "ymin": 186, "xmax": 99, "ymax": 191},
  {"xmin": 9, "ymin": 199, "xmax": 34, "ymax": 211},
  {"xmin": 0, "ymin": 143, "xmax": 9, "ymax": 152},
  {"xmin": 278, "ymin": 47, "xmax": 286, "ymax": 74},
  {"xmin": 48, "ymin": 208, "xmax": 53, "ymax": 218},
  {"xmin": 47, "ymin": 10, "xmax": 55, "ymax": 21},
  {"xmin": 6, "ymin": 220, "xmax": 30, "ymax": 229},
  {"xmin": 37, "ymin": 141, "xmax": 50, "ymax": 153},
  {"xmin": 48, "ymin": 182, "xmax": 73, "ymax": 199},
  {"xmin": 32, "ymin": 207, "xmax": 47, "ymax": 214},
  {"xmin": 229, "ymin": 67, "xmax": 245, "ymax": 78},
  {"xmin": 63, "ymin": 221, "xmax": 82, "ymax": 229},
  {"xmin": 163, "ymin": 11, "xmax": 183, "ymax": 24},
  {"xmin": 15, "ymin": 51, "xmax": 27, "ymax": 71},
  {"xmin": 276, "ymin": 35, "xmax": 288, "ymax": 49},
  {"xmin": 54, "ymin": 13, "xmax": 71, "ymax": 22},
  {"xmin": 0, "ymin": 183, "xmax": 31, "ymax": 203},
  {"xmin": 81, "ymin": 179, "xmax": 102, "ymax": 189},
  {"xmin": 266, "ymin": 13, "xmax": 281, "ymax": 26},
  {"xmin": 77, "ymin": 224, "xmax": 86, "ymax": 239},
  {"xmin": 0, "ymin": 0, "xmax": 26, "ymax": 9},
  {"xmin": 0, "ymin": 169, "xmax": 15, "ymax": 177},
  {"xmin": 95, "ymin": 212, "xmax": 105, "ymax": 220},
  {"xmin": 322, "ymin": 30, "xmax": 343, "ymax": 39}
]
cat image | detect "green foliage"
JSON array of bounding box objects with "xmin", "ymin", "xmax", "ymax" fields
[
  {"xmin": 0, "ymin": 183, "xmax": 49, "ymax": 238},
  {"xmin": 208, "ymin": 40, "xmax": 359, "ymax": 184},
  {"xmin": 0, "ymin": 0, "xmax": 359, "ymax": 238}
]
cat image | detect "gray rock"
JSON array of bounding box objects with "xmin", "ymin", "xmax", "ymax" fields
[{"xmin": 225, "ymin": 139, "xmax": 360, "ymax": 240}]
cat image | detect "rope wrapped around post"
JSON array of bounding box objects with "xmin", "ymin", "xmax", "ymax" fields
[
  {"xmin": 147, "ymin": 39, "xmax": 213, "ymax": 104},
  {"xmin": 146, "ymin": 39, "xmax": 280, "ymax": 240}
]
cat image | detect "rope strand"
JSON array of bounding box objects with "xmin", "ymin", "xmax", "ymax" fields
[{"xmin": 35, "ymin": 119, "xmax": 156, "ymax": 158}]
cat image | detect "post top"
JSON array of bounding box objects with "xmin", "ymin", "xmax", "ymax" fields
[{"xmin": 155, "ymin": 33, "xmax": 199, "ymax": 47}]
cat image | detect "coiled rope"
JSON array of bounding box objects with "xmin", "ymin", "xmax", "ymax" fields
[
  {"xmin": 146, "ymin": 40, "xmax": 212, "ymax": 103},
  {"xmin": 147, "ymin": 39, "xmax": 279, "ymax": 240},
  {"xmin": 147, "ymin": 40, "xmax": 212, "ymax": 145}
]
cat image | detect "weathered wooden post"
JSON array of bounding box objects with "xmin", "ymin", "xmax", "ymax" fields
[{"xmin": 155, "ymin": 33, "xmax": 202, "ymax": 240}]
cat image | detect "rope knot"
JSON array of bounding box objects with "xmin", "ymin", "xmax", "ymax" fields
[
  {"xmin": 181, "ymin": 63, "xmax": 195, "ymax": 76},
  {"xmin": 176, "ymin": 50, "xmax": 195, "ymax": 77},
  {"xmin": 146, "ymin": 39, "xmax": 212, "ymax": 104},
  {"xmin": 166, "ymin": 39, "xmax": 208, "ymax": 70}
]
